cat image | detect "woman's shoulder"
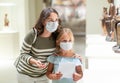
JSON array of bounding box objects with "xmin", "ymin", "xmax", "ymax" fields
[
  {"xmin": 27, "ymin": 28, "xmax": 37, "ymax": 36},
  {"xmin": 24, "ymin": 28, "xmax": 37, "ymax": 42},
  {"xmin": 73, "ymin": 53, "xmax": 82, "ymax": 60}
]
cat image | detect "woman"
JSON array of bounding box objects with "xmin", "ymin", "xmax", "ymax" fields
[{"xmin": 14, "ymin": 7, "xmax": 62, "ymax": 83}]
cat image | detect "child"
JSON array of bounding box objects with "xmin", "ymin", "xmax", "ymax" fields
[{"xmin": 46, "ymin": 28, "xmax": 83, "ymax": 83}]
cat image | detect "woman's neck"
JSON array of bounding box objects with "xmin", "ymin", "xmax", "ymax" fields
[{"xmin": 41, "ymin": 30, "xmax": 52, "ymax": 37}]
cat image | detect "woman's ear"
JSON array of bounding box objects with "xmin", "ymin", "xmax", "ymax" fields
[
  {"xmin": 42, "ymin": 19, "xmax": 47, "ymax": 27},
  {"xmin": 42, "ymin": 21, "xmax": 46, "ymax": 26}
]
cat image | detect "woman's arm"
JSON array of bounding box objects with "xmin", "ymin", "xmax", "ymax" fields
[
  {"xmin": 74, "ymin": 54, "xmax": 82, "ymax": 63},
  {"xmin": 20, "ymin": 29, "xmax": 36, "ymax": 64}
]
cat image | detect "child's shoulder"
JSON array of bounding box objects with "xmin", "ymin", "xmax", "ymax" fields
[
  {"xmin": 48, "ymin": 54, "xmax": 57, "ymax": 60},
  {"xmin": 47, "ymin": 54, "xmax": 61, "ymax": 63}
]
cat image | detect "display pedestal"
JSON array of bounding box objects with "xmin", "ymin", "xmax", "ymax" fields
[
  {"xmin": 0, "ymin": 31, "xmax": 19, "ymax": 59},
  {"xmin": 85, "ymin": 34, "xmax": 120, "ymax": 69}
]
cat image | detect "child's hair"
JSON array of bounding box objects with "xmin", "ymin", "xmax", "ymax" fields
[{"xmin": 55, "ymin": 28, "xmax": 74, "ymax": 53}]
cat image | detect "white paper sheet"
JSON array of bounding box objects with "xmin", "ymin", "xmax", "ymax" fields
[{"xmin": 58, "ymin": 62, "xmax": 76, "ymax": 78}]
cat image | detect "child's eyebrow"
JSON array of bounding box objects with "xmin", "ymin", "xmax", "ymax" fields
[{"xmin": 62, "ymin": 40, "xmax": 71, "ymax": 42}]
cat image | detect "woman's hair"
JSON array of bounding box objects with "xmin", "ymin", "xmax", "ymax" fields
[
  {"xmin": 56, "ymin": 28, "xmax": 74, "ymax": 53},
  {"xmin": 34, "ymin": 7, "xmax": 62, "ymax": 39}
]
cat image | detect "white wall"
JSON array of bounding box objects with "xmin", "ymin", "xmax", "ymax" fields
[
  {"xmin": 86, "ymin": 0, "xmax": 109, "ymax": 34},
  {"xmin": 28, "ymin": 0, "xmax": 36, "ymax": 30},
  {"xmin": 36, "ymin": 0, "xmax": 45, "ymax": 19},
  {"xmin": 14, "ymin": 0, "xmax": 45, "ymax": 48},
  {"xmin": 28, "ymin": 0, "xmax": 45, "ymax": 31},
  {"xmin": 15, "ymin": 0, "xmax": 28, "ymax": 48}
]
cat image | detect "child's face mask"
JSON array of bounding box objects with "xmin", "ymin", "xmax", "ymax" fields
[
  {"xmin": 60, "ymin": 42, "xmax": 73, "ymax": 51},
  {"xmin": 45, "ymin": 21, "xmax": 58, "ymax": 32}
]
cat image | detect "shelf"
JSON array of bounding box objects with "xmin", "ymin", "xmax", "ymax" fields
[
  {"xmin": 0, "ymin": 29, "xmax": 18, "ymax": 34},
  {"xmin": 86, "ymin": 34, "xmax": 120, "ymax": 59},
  {"xmin": 0, "ymin": 32, "xmax": 19, "ymax": 59}
]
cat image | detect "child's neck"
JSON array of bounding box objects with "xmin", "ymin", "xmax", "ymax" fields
[{"xmin": 59, "ymin": 51, "xmax": 74, "ymax": 57}]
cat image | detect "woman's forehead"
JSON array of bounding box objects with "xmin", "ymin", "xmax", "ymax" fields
[{"xmin": 48, "ymin": 12, "xmax": 58, "ymax": 18}]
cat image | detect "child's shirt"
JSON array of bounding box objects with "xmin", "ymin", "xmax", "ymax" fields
[{"xmin": 47, "ymin": 54, "xmax": 82, "ymax": 83}]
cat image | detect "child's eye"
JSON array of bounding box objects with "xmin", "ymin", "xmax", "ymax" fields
[
  {"xmin": 62, "ymin": 40, "xmax": 67, "ymax": 42},
  {"xmin": 62, "ymin": 40, "xmax": 71, "ymax": 42}
]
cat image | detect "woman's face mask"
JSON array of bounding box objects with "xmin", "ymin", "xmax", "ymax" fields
[
  {"xmin": 60, "ymin": 42, "xmax": 73, "ymax": 51},
  {"xmin": 46, "ymin": 21, "xmax": 58, "ymax": 32}
]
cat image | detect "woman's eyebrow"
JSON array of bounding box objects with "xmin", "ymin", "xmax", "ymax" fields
[{"xmin": 47, "ymin": 18, "xmax": 58, "ymax": 20}]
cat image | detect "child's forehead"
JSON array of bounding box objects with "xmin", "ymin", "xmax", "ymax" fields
[{"xmin": 61, "ymin": 34, "xmax": 71, "ymax": 40}]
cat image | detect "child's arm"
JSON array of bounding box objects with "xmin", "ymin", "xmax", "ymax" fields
[
  {"xmin": 73, "ymin": 65, "xmax": 83, "ymax": 81},
  {"xmin": 46, "ymin": 63, "xmax": 62, "ymax": 80}
]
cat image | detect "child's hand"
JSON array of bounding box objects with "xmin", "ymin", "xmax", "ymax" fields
[
  {"xmin": 50, "ymin": 72, "xmax": 63, "ymax": 80},
  {"xmin": 73, "ymin": 72, "xmax": 82, "ymax": 81}
]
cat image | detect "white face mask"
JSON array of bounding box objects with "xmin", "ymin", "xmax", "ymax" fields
[
  {"xmin": 46, "ymin": 21, "xmax": 58, "ymax": 32},
  {"xmin": 60, "ymin": 42, "xmax": 73, "ymax": 51}
]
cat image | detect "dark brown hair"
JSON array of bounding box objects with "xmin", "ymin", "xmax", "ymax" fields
[{"xmin": 34, "ymin": 7, "xmax": 62, "ymax": 39}]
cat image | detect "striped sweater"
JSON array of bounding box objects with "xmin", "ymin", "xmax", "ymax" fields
[{"xmin": 16, "ymin": 29, "xmax": 56, "ymax": 77}]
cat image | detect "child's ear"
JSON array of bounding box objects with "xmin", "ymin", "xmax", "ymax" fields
[
  {"xmin": 56, "ymin": 40, "xmax": 60, "ymax": 46},
  {"xmin": 56, "ymin": 40, "xmax": 58, "ymax": 44}
]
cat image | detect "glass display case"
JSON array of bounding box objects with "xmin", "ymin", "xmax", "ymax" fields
[
  {"xmin": 0, "ymin": 1, "xmax": 19, "ymax": 59},
  {"xmin": 51, "ymin": 0, "xmax": 86, "ymax": 36},
  {"xmin": 0, "ymin": 2, "xmax": 17, "ymax": 32}
]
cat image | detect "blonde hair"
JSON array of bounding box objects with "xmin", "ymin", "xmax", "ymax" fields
[{"xmin": 56, "ymin": 28, "xmax": 74, "ymax": 54}]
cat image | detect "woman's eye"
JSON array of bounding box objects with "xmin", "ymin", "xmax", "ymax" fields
[{"xmin": 47, "ymin": 18, "xmax": 58, "ymax": 22}]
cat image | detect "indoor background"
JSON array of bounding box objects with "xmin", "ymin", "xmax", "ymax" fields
[{"xmin": 0, "ymin": 0, "xmax": 120, "ymax": 83}]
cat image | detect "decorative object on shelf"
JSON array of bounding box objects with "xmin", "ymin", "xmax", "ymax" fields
[
  {"xmin": 4, "ymin": 13, "xmax": 9, "ymax": 27},
  {"xmin": 105, "ymin": 15, "xmax": 113, "ymax": 41},
  {"xmin": 101, "ymin": 0, "xmax": 116, "ymax": 42},
  {"xmin": 106, "ymin": 1, "xmax": 115, "ymax": 42},
  {"xmin": 0, "ymin": 2, "xmax": 16, "ymax": 32},
  {"xmin": 101, "ymin": 7, "xmax": 108, "ymax": 35},
  {"xmin": 112, "ymin": 22, "xmax": 120, "ymax": 53},
  {"xmin": 107, "ymin": 0, "xmax": 114, "ymax": 4}
]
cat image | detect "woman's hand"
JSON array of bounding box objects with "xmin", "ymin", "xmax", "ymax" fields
[
  {"xmin": 29, "ymin": 58, "xmax": 46, "ymax": 68},
  {"xmin": 74, "ymin": 54, "xmax": 82, "ymax": 62},
  {"xmin": 35, "ymin": 60, "xmax": 46, "ymax": 68}
]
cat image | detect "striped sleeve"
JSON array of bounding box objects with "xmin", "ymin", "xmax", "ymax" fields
[{"xmin": 20, "ymin": 29, "xmax": 36, "ymax": 64}]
